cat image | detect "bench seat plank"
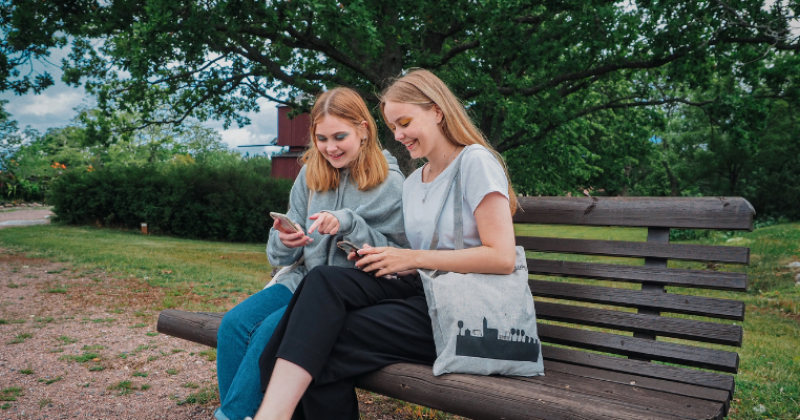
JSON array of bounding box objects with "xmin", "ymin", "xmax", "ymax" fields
[
  {"xmin": 535, "ymin": 301, "xmax": 743, "ymax": 346},
  {"xmin": 520, "ymin": 369, "xmax": 725, "ymax": 418},
  {"xmin": 538, "ymin": 324, "xmax": 739, "ymax": 373},
  {"xmin": 358, "ymin": 363, "xmax": 724, "ymax": 420},
  {"xmin": 155, "ymin": 310, "xmax": 737, "ymax": 391},
  {"xmin": 157, "ymin": 310, "xmax": 732, "ymax": 419},
  {"xmin": 543, "ymin": 360, "xmax": 731, "ymax": 404},
  {"xmin": 542, "ymin": 346, "xmax": 735, "ymax": 393},
  {"xmin": 516, "ymin": 237, "xmax": 750, "ymax": 264},
  {"xmin": 528, "ymin": 259, "xmax": 747, "ymax": 290},
  {"xmin": 158, "ymin": 310, "xmax": 222, "ymax": 348},
  {"xmin": 514, "ymin": 196, "xmax": 754, "ymax": 230},
  {"xmin": 529, "ymin": 280, "xmax": 746, "ymax": 320}
]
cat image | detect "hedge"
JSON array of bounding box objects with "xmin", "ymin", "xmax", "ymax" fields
[{"xmin": 49, "ymin": 160, "xmax": 293, "ymax": 243}]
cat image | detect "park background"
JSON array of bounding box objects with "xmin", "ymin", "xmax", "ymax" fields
[{"xmin": 0, "ymin": 0, "xmax": 799, "ymax": 419}]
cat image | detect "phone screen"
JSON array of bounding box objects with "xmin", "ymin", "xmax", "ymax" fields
[
  {"xmin": 270, "ymin": 212, "xmax": 299, "ymax": 232},
  {"xmin": 337, "ymin": 241, "xmax": 362, "ymax": 257}
]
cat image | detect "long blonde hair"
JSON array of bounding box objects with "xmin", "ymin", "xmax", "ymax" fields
[
  {"xmin": 380, "ymin": 69, "xmax": 518, "ymax": 214},
  {"xmin": 303, "ymin": 88, "xmax": 389, "ymax": 191}
]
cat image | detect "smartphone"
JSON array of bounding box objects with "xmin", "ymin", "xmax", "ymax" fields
[
  {"xmin": 270, "ymin": 212, "xmax": 300, "ymax": 233},
  {"xmin": 337, "ymin": 240, "xmax": 362, "ymax": 258}
]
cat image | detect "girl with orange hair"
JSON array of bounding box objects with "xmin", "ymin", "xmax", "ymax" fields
[{"xmin": 214, "ymin": 87, "xmax": 407, "ymax": 420}]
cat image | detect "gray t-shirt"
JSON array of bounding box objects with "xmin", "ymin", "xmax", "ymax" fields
[{"xmin": 403, "ymin": 144, "xmax": 509, "ymax": 251}]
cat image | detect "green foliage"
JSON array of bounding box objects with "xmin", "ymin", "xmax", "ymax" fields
[
  {"xmin": 632, "ymin": 87, "xmax": 800, "ymax": 220},
  {"xmin": 7, "ymin": 332, "xmax": 32, "ymax": 344},
  {"xmin": 176, "ymin": 386, "xmax": 219, "ymax": 406},
  {"xmin": 4, "ymin": 0, "xmax": 796, "ymax": 173},
  {"xmin": 59, "ymin": 352, "xmax": 100, "ymax": 363},
  {"xmin": 49, "ymin": 154, "xmax": 291, "ymax": 242},
  {"xmin": 0, "ymin": 387, "xmax": 22, "ymax": 402},
  {"xmin": 198, "ymin": 349, "xmax": 216, "ymax": 362},
  {"xmin": 1, "ymin": 118, "xmax": 229, "ymax": 202},
  {"xmin": 37, "ymin": 376, "xmax": 62, "ymax": 385}
]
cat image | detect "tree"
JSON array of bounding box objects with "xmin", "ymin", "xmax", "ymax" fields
[
  {"xmin": 4, "ymin": 0, "xmax": 799, "ymax": 174},
  {"xmin": 0, "ymin": 99, "xmax": 24, "ymax": 173}
]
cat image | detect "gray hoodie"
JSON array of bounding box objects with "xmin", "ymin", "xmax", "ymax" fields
[{"xmin": 267, "ymin": 150, "xmax": 408, "ymax": 292}]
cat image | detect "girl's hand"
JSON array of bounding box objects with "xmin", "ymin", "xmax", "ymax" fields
[
  {"xmin": 356, "ymin": 245, "xmax": 417, "ymax": 277},
  {"xmin": 274, "ymin": 219, "xmax": 312, "ymax": 248},
  {"xmin": 346, "ymin": 243, "xmax": 366, "ymax": 262},
  {"xmin": 308, "ymin": 212, "xmax": 340, "ymax": 235}
]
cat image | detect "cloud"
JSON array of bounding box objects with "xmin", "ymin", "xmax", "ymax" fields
[
  {"xmin": 13, "ymin": 91, "xmax": 86, "ymax": 117},
  {"xmin": 219, "ymin": 127, "xmax": 275, "ymax": 147}
]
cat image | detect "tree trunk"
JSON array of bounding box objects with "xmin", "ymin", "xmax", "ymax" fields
[{"xmin": 661, "ymin": 160, "xmax": 680, "ymax": 196}]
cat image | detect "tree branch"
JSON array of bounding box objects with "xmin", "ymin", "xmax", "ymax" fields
[
  {"xmin": 436, "ymin": 40, "xmax": 480, "ymax": 67},
  {"xmin": 719, "ymin": 36, "xmax": 800, "ymax": 50},
  {"xmin": 498, "ymin": 97, "xmax": 715, "ymax": 152},
  {"xmin": 498, "ymin": 53, "xmax": 687, "ymax": 97}
]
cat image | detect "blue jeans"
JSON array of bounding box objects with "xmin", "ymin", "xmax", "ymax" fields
[{"xmin": 215, "ymin": 284, "xmax": 292, "ymax": 420}]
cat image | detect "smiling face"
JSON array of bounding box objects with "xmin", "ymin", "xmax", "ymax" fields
[
  {"xmin": 314, "ymin": 115, "xmax": 365, "ymax": 169},
  {"xmin": 383, "ymin": 100, "xmax": 447, "ymax": 160}
]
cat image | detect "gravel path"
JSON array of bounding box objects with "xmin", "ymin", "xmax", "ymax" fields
[
  {"xmin": 0, "ymin": 248, "xmax": 461, "ymax": 420},
  {"xmin": 0, "ymin": 210, "xmax": 53, "ymax": 229},
  {"xmin": 0, "ymin": 210, "xmax": 53, "ymax": 223},
  {"xmin": 0, "ymin": 250, "xmax": 217, "ymax": 419}
]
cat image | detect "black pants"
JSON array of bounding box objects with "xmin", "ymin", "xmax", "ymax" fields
[{"xmin": 258, "ymin": 266, "xmax": 437, "ymax": 420}]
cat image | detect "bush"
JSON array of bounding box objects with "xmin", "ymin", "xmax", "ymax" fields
[
  {"xmin": 49, "ymin": 158, "xmax": 292, "ymax": 242},
  {"xmin": 669, "ymin": 229, "xmax": 712, "ymax": 242}
]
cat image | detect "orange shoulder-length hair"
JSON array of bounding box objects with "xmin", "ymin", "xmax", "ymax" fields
[{"xmin": 302, "ymin": 88, "xmax": 389, "ymax": 191}]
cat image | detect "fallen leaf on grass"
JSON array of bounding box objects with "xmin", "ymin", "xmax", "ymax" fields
[
  {"xmin": 162, "ymin": 270, "xmax": 172, "ymax": 274},
  {"xmin": 219, "ymin": 256, "xmax": 230, "ymax": 259}
]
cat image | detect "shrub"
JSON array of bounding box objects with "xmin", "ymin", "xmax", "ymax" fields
[{"xmin": 49, "ymin": 157, "xmax": 292, "ymax": 242}]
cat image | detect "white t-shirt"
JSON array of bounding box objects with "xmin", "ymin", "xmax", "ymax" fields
[{"xmin": 403, "ymin": 144, "xmax": 509, "ymax": 251}]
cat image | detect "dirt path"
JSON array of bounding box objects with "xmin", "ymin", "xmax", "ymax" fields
[
  {"xmin": 0, "ymin": 250, "xmax": 215, "ymax": 419},
  {"xmin": 0, "ymin": 248, "xmax": 456, "ymax": 420}
]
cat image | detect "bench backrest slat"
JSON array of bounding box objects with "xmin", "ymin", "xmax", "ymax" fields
[
  {"xmin": 528, "ymin": 258, "xmax": 748, "ymax": 290},
  {"xmin": 514, "ymin": 197, "xmax": 754, "ymax": 230},
  {"xmin": 516, "ymin": 196, "xmax": 753, "ymax": 376},
  {"xmin": 516, "ymin": 236, "xmax": 750, "ymax": 264},
  {"xmin": 529, "ymin": 280, "xmax": 745, "ymax": 320},
  {"xmin": 535, "ymin": 301, "xmax": 743, "ymax": 346},
  {"xmin": 538, "ymin": 324, "xmax": 740, "ymax": 373}
]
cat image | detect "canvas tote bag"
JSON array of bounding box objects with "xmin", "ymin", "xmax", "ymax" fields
[{"xmin": 419, "ymin": 153, "xmax": 544, "ymax": 377}]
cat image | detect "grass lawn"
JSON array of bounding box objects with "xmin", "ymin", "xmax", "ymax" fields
[
  {"xmin": 0, "ymin": 225, "xmax": 271, "ymax": 311},
  {"xmin": 1, "ymin": 223, "xmax": 799, "ymax": 419}
]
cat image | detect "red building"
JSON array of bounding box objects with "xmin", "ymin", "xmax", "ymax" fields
[{"xmin": 271, "ymin": 106, "xmax": 311, "ymax": 180}]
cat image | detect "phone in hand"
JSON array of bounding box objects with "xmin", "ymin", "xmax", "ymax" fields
[
  {"xmin": 270, "ymin": 212, "xmax": 300, "ymax": 233},
  {"xmin": 337, "ymin": 240, "xmax": 362, "ymax": 258}
]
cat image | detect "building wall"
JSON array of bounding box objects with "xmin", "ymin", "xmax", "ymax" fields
[
  {"xmin": 272, "ymin": 152, "xmax": 304, "ymax": 181},
  {"xmin": 273, "ymin": 106, "xmax": 311, "ymax": 181},
  {"xmin": 277, "ymin": 107, "xmax": 312, "ymax": 148}
]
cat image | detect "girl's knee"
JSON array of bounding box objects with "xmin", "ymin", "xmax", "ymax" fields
[
  {"xmin": 218, "ymin": 309, "xmax": 242, "ymax": 335},
  {"xmin": 305, "ymin": 266, "xmax": 338, "ymax": 286}
]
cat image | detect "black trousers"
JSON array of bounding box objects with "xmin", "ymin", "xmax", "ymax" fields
[{"xmin": 258, "ymin": 266, "xmax": 437, "ymax": 420}]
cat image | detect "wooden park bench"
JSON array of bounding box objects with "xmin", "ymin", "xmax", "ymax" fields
[{"xmin": 158, "ymin": 196, "xmax": 754, "ymax": 420}]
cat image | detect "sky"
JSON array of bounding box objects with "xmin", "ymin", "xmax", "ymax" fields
[{"xmin": 0, "ymin": 45, "xmax": 285, "ymax": 157}]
